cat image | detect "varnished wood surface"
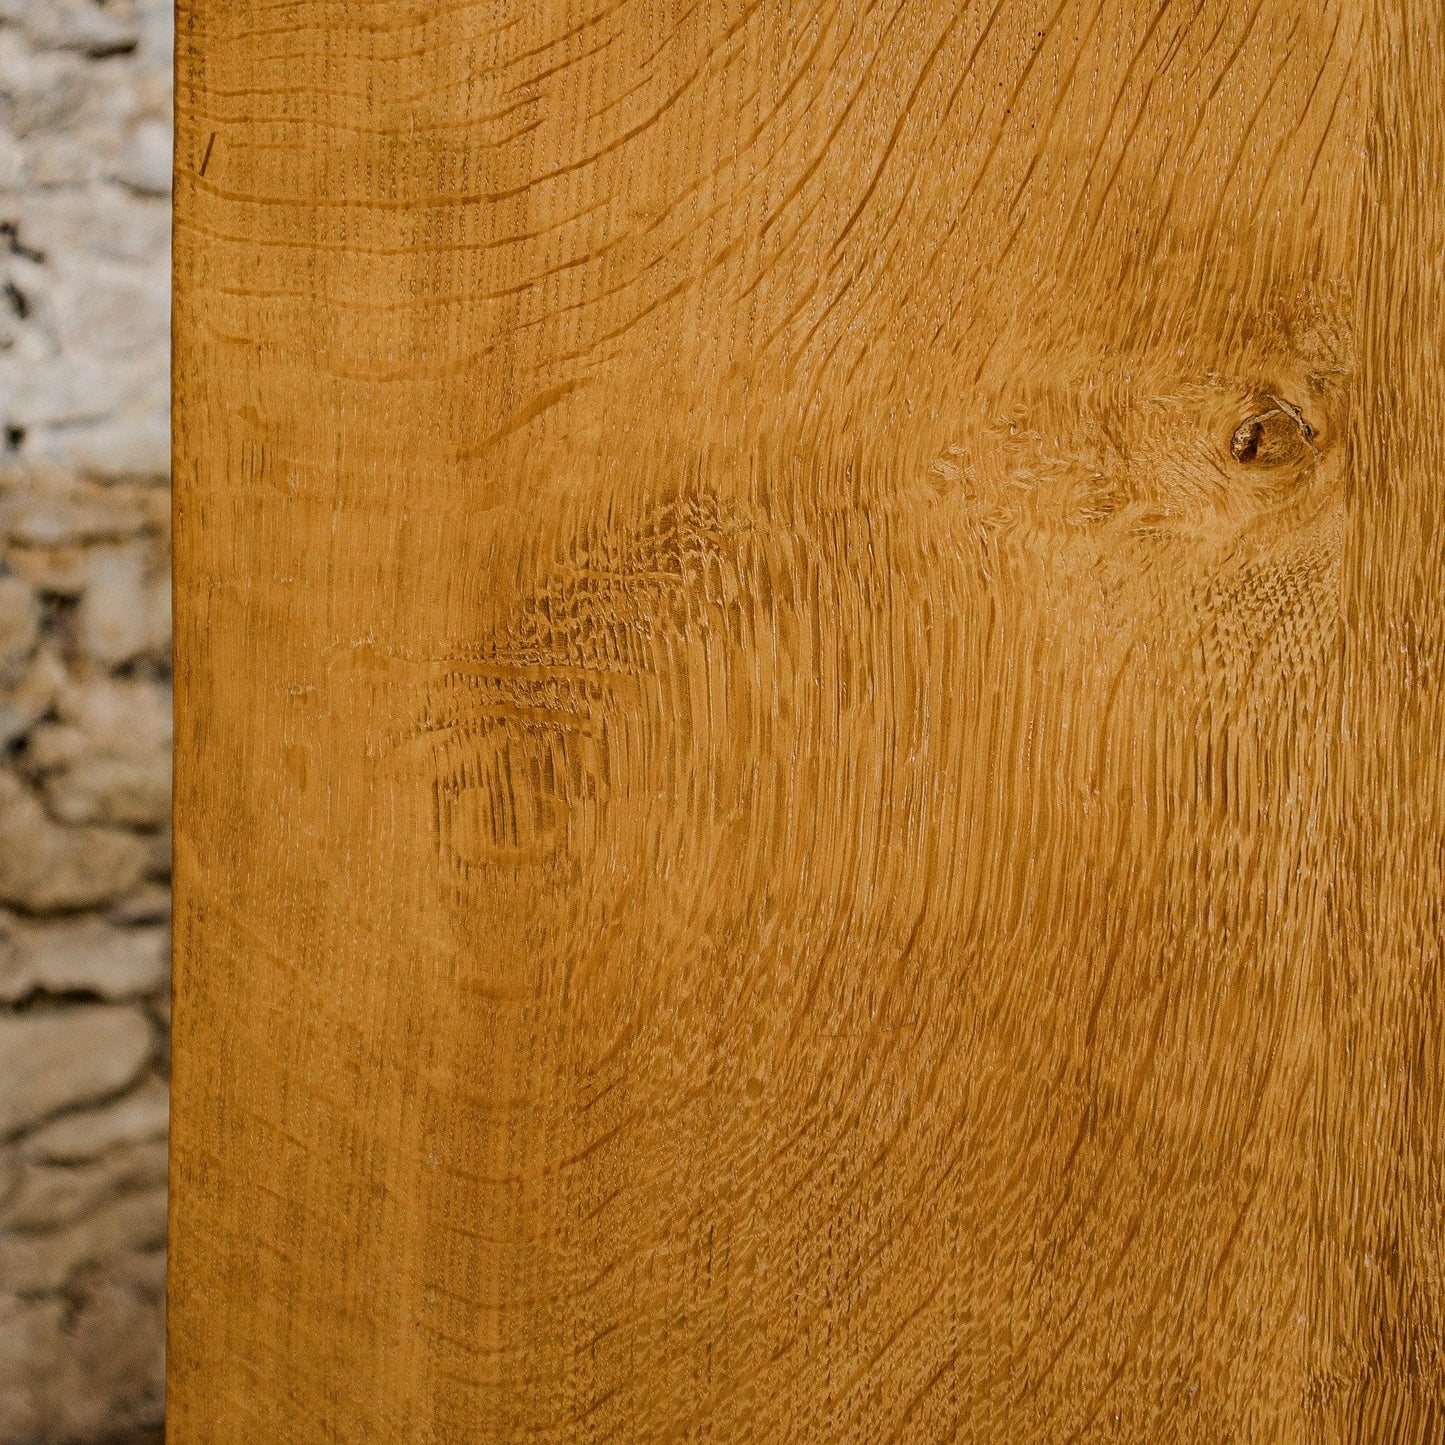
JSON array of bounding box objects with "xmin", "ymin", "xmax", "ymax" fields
[{"xmin": 170, "ymin": 2, "xmax": 1443, "ymax": 1438}]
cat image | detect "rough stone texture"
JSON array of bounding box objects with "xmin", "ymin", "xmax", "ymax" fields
[
  {"xmin": 0, "ymin": 2, "xmax": 171, "ymax": 1439},
  {"xmin": 23, "ymin": 1078, "xmax": 166, "ymax": 1163},
  {"xmin": 0, "ymin": 772, "xmax": 149, "ymax": 912},
  {"xmin": 0, "ymin": 917, "xmax": 168, "ymax": 1003},
  {"xmin": 0, "ymin": 1005, "xmax": 151, "ymax": 1136}
]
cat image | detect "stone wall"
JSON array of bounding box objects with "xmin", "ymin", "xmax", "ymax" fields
[{"xmin": 0, "ymin": 2, "xmax": 172, "ymax": 1440}]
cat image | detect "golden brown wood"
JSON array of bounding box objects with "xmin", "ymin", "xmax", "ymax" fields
[{"xmin": 170, "ymin": 2, "xmax": 1442, "ymax": 1438}]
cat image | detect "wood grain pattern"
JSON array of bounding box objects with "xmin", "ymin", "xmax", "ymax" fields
[{"xmin": 169, "ymin": 2, "xmax": 1442, "ymax": 1438}]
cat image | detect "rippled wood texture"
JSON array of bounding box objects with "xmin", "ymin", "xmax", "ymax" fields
[{"xmin": 170, "ymin": 2, "xmax": 1444, "ymax": 1439}]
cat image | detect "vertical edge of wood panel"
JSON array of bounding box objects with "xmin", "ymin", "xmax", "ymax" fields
[{"xmin": 1317, "ymin": 4, "xmax": 1445, "ymax": 1437}]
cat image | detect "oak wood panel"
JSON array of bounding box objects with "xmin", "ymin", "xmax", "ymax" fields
[{"xmin": 170, "ymin": 1, "xmax": 1441, "ymax": 1438}]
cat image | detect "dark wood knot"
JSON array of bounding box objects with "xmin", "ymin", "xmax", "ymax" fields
[{"xmin": 1230, "ymin": 396, "xmax": 1318, "ymax": 468}]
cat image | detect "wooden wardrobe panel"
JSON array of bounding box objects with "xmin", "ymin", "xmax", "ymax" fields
[{"xmin": 170, "ymin": 2, "xmax": 1440, "ymax": 1438}]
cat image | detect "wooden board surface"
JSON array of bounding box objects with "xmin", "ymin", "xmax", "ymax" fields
[{"xmin": 169, "ymin": 2, "xmax": 1444, "ymax": 1438}]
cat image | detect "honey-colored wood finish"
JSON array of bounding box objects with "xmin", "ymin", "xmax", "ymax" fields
[{"xmin": 170, "ymin": 3, "xmax": 1443, "ymax": 1438}]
